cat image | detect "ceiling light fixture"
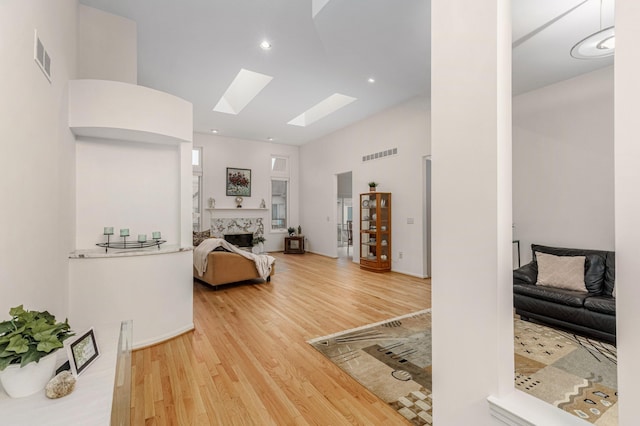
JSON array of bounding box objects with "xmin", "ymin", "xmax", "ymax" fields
[
  {"xmin": 367, "ymin": 77, "xmax": 376, "ymax": 83},
  {"xmin": 211, "ymin": 129, "xmax": 219, "ymax": 134},
  {"xmin": 260, "ymin": 40, "xmax": 272, "ymax": 50},
  {"xmin": 570, "ymin": 0, "xmax": 614, "ymax": 59},
  {"xmin": 267, "ymin": 137, "xmax": 274, "ymax": 141}
]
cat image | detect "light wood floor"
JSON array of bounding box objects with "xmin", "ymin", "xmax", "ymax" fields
[{"xmin": 131, "ymin": 252, "xmax": 431, "ymax": 425}]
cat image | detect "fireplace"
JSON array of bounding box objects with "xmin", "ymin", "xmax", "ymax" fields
[{"xmin": 224, "ymin": 233, "xmax": 253, "ymax": 248}]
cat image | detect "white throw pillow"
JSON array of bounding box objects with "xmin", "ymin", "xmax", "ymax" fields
[{"xmin": 536, "ymin": 252, "xmax": 587, "ymax": 292}]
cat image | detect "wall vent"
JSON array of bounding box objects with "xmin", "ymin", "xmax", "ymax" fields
[
  {"xmin": 34, "ymin": 30, "xmax": 51, "ymax": 83},
  {"xmin": 362, "ymin": 147, "xmax": 398, "ymax": 162}
]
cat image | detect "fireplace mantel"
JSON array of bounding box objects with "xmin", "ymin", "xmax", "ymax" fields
[{"xmin": 206, "ymin": 208, "xmax": 267, "ymax": 212}]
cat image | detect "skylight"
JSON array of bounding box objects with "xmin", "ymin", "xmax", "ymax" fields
[
  {"xmin": 288, "ymin": 93, "xmax": 357, "ymax": 127},
  {"xmin": 312, "ymin": 0, "xmax": 332, "ymax": 18},
  {"xmin": 213, "ymin": 69, "xmax": 273, "ymax": 115}
]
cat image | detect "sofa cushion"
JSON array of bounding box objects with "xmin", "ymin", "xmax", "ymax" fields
[
  {"xmin": 535, "ymin": 252, "xmax": 587, "ymax": 292},
  {"xmin": 513, "ymin": 263, "xmax": 536, "ymax": 285},
  {"xmin": 514, "ymin": 283, "xmax": 588, "ymax": 308},
  {"xmin": 604, "ymin": 252, "xmax": 615, "ymax": 297},
  {"xmin": 532, "ymin": 244, "xmax": 607, "ymax": 294},
  {"xmin": 584, "ymin": 296, "xmax": 616, "ymax": 316},
  {"xmin": 193, "ymin": 229, "xmax": 211, "ymax": 247}
]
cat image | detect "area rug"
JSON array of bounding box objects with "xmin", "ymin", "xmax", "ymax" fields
[{"xmin": 308, "ymin": 310, "xmax": 617, "ymax": 425}]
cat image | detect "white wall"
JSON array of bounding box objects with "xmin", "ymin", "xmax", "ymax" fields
[
  {"xmin": 513, "ymin": 67, "xmax": 615, "ymax": 265},
  {"xmin": 193, "ymin": 133, "xmax": 300, "ymax": 253},
  {"xmin": 299, "ymin": 97, "xmax": 430, "ymax": 277},
  {"xmin": 431, "ymin": 0, "xmax": 512, "ymax": 424},
  {"xmin": 75, "ymin": 138, "xmax": 181, "ymax": 249},
  {"xmin": 0, "ymin": 0, "xmax": 77, "ymax": 318},
  {"xmin": 77, "ymin": 5, "xmax": 137, "ymax": 84},
  {"xmin": 614, "ymin": 2, "xmax": 640, "ymax": 424}
]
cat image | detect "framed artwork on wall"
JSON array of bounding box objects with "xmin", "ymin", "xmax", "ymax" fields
[{"xmin": 226, "ymin": 167, "xmax": 251, "ymax": 196}]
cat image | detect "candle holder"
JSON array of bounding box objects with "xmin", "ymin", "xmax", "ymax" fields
[
  {"xmin": 102, "ymin": 227, "xmax": 115, "ymax": 253},
  {"xmin": 97, "ymin": 228, "xmax": 166, "ymax": 253}
]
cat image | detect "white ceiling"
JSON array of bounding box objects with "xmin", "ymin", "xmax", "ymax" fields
[{"xmin": 79, "ymin": 0, "xmax": 614, "ymax": 146}]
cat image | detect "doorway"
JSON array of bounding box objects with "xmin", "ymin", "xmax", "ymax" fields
[
  {"xmin": 424, "ymin": 156, "xmax": 432, "ymax": 277},
  {"xmin": 337, "ymin": 172, "xmax": 353, "ymax": 259}
]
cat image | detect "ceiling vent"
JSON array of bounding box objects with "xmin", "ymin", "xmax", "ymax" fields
[
  {"xmin": 362, "ymin": 148, "xmax": 398, "ymax": 163},
  {"xmin": 34, "ymin": 30, "xmax": 51, "ymax": 83}
]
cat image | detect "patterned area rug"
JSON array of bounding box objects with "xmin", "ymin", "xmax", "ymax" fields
[
  {"xmin": 514, "ymin": 319, "xmax": 617, "ymax": 425},
  {"xmin": 309, "ymin": 310, "xmax": 617, "ymax": 425}
]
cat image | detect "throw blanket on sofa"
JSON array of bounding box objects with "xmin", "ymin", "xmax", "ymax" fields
[{"xmin": 193, "ymin": 238, "xmax": 275, "ymax": 279}]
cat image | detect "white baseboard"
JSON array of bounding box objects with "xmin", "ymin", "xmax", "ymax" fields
[{"xmin": 132, "ymin": 323, "xmax": 195, "ymax": 350}]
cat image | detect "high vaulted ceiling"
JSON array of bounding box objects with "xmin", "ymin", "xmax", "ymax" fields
[{"xmin": 79, "ymin": 0, "xmax": 614, "ymax": 146}]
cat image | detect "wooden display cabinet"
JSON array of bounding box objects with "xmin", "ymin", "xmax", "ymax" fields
[{"xmin": 359, "ymin": 192, "xmax": 391, "ymax": 272}]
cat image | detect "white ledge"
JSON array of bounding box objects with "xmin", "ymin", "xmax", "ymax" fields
[
  {"xmin": 69, "ymin": 244, "xmax": 193, "ymax": 259},
  {"xmin": 488, "ymin": 391, "xmax": 589, "ymax": 426},
  {"xmin": 206, "ymin": 208, "xmax": 268, "ymax": 211}
]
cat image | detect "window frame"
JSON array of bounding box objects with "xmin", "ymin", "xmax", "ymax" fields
[
  {"xmin": 193, "ymin": 147, "xmax": 203, "ymax": 232},
  {"xmin": 270, "ymin": 154, "xmax": 290, "ymax": 233}
]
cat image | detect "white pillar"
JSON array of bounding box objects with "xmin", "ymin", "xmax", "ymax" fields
[
  {"xmin": 614, "ymin": 1, "xmax": 640, "ymax": 424},
  {"xmin": 431, "ymin": 0, "xmax": 513, "ymax": 424}
]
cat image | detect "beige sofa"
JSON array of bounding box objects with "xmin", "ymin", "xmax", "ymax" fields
[{"xmin": 193, "ymin": 250, "xmax": 274, "ymax": 289}]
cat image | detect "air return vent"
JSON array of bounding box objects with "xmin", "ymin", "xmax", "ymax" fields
[
  {"xmin": 362, "ymin": 147, "xmax": 398, "ymax": 162},
  {"xmin": 34, "ymin": 30, "xmax": 51, "ymax": 82}
]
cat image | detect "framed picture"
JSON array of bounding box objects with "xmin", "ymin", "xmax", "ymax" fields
[
  {"xmin": 66, "ymin": 328, "xmax": 100, "ymax": 376},
  {"xmin": 226, "ymin": 167, "xmax": 251, "ymax": 196}
]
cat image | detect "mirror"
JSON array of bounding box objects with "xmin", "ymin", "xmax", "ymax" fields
[{"xmin": 511, "ymin": 0, "xmax": 617, "ymax": 423}]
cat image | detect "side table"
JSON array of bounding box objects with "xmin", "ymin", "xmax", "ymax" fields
[{"xmin": 284, "ymin": 236, "xmax": 305, "ymax": 254}]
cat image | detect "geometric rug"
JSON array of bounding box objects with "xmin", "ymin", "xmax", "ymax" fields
[
  {"xmin": 514, "ymin": 318, "xmax": 617, "ymax": 425},
  {"xmin": 309, "ymin": 309, "xmax": 433, "ymax": 425},
  {"xmin": 309, "ymin": 310, "xmax": 617, "ymax": 425}
]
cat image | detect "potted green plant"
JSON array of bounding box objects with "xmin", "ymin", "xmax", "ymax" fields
[
  {"xmin": 252, "ymin": 236, "xmax": 266, "ymax": 254},
  {"xmin": 0, "ymin": 305, "xmax": 74, "ymax": 398},
  {"xmin": 287, "ymin": 227, "xmax": 296, "ymax": 236},
  {"xmin": 368, "ymin": 181, "xmax": 378, "ymax": 192}
]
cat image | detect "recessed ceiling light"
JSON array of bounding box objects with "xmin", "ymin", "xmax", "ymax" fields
[
  {"xmin": 260, "ymin": 40, "xmax": 272, "ymax": 50},
  {"xmin": 288, "ymin": 93, "xmax": 357, "ymax": 127},
  {"xmin": 211, "ymin": 129, "xmax": 219, "ymax": 134},
  {"xmin": 213, "ymin": 68, "xmax": 273, "ymax": 115},
  {"xmin": 367, "ymin": 77, "xmax": 376, "ymax": 83},
  {"xmin": 267, "ymin": 137, "xmax": 274, "ymax": 141}
]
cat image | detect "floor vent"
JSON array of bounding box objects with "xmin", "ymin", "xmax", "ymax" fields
[
  {"xmin": 362, "ymin": 147, "xmax": 398, "ymax": 162},
  {"xmin": 34, "ymin": 30, "xmax": 51, "ymax": 83}
]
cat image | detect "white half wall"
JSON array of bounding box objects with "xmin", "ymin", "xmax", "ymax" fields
[
  {"xmin": 513, "ymin": 67, "xmax": 615, "ymax": 265},
  {"xmin": 69, "ymin": 250, "xmax": 194, "ymax": 348},
  {"xmin": 0, "ymin": 0, "xmax": 77, "ymax": 318},
  {"xmin": 299, "ymin": 97, "xmax": 430, "ymax": 277},
  {"xmin": 193, "ymin": 133, "xmax": 300, "ymax": 253},
  {"xmin": 77, "ymin": 5, "xmax": 137, "ymax": 84}
]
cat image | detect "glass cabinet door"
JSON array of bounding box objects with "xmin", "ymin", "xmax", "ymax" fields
[{"xmin": 359, "ymin": 192, "xmax": 391, "ymax": 272}]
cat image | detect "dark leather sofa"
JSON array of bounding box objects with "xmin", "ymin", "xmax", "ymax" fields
[{"xmin": 513, "ymin": 244, "xmax": 616, "ymax": 344}]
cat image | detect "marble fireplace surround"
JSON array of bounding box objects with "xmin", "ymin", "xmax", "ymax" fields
[{"xmin": 211, "ymin": 218, "xmax": 264, "ymax": 241}]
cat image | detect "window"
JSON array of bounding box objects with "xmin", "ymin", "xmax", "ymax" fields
[
  {"xmin": 271, "ymin": 155, "xmax": 289, "ymax": 232},
  {"xmin": 193, "ymin": 147, "xmax": 202, "ymax": 232},
  {"xmin": 271, "ymin": 179, "xmax": 288, "ymax": 230}
]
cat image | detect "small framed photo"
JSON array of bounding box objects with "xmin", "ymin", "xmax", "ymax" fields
[
  {"xmin": 226, "ymin": 167, "xmax": 251, "ymax": 196},
  {"xmin": 66, "ymin": 328, "xmax": 100, "ymax": 376}
]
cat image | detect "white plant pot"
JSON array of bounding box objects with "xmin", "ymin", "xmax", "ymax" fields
[
  {"xmin": 258, "ymin": 242, "xmax": 264, "ymax": 254},
  {"xmin": 252, "ymin": 245, "xmax": 260, "ymax": 254},
  {"xmin": 0, "ymin": 351, "xmax": 57, "ymax": 398}
]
